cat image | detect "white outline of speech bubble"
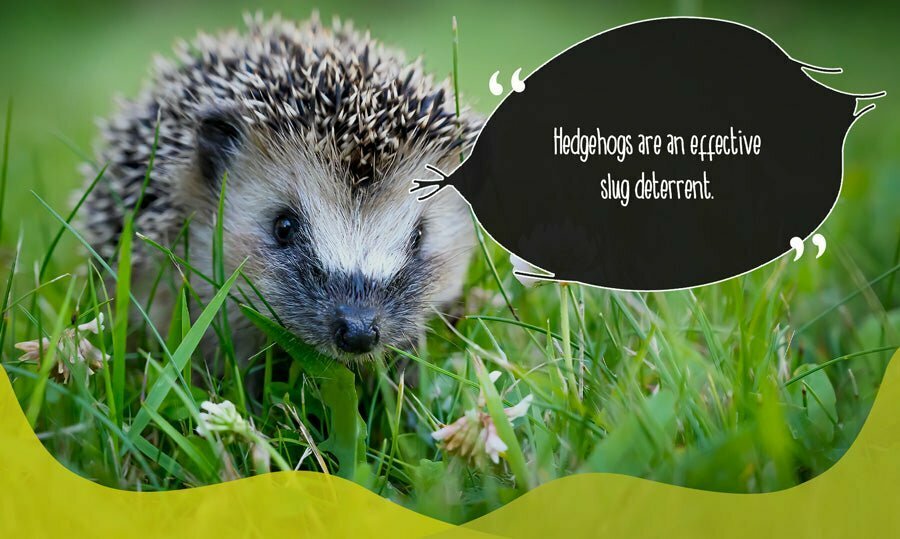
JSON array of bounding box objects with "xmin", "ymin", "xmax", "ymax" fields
[{"xmin": 414, "ymin": 16, "xmax": 885, "ymax": 293}]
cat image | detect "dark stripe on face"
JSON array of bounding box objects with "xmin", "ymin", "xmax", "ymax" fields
[{"xmin": 325, "ymin": 270, "xmax": 384, "ymax": 306}]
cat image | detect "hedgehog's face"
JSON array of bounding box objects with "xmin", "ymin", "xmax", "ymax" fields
[{"xmin": 192, "ymin": 110, "xmax": 474, "ymax": 361}]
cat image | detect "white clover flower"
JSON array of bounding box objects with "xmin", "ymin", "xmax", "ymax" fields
[
  {"xmin": 195, "ymin": 399, "xmax": 292, "ymax": 473},
  {"xmin": 196, "ymin": 400, "xmax": 250, "ymax": 437},
  {"xmin": 14, "ymin": 314, "xmax": 106, "ymax": 384},
  {"xmin": 431, "ymin": 371, "xmax": 532, "ymax": 465},
  {"xmin": 482, "ymin": 420, "xmax": 507, "ymax": 464},
  {"xmin": 14, "ymin": 339, "xmax": 50, "ymax": 362},
  {"xmin": 77, "ymin": 313, "xmax": 105, "ymax": 335},
  {"xmin": 503, "ymin": 394, "xmax": 534, "ymax": 421}
]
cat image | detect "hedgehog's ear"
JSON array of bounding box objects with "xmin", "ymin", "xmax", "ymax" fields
[{"xmin": 195, "ymin": 108, "xmax": 246, "ymax": 185}]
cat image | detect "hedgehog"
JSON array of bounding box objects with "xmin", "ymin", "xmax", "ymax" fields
[{"xmin": 80, "ymin": 13, "xmax": 480, "ymax": 363}]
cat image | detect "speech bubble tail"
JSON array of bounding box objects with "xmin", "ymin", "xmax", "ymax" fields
[
  {"xmin": 410, "ymin": 165, "xmax": 450, "ymax": 201},
  {"xmin": 410, "ymin": 179, "xmax": 448, "ymax": 201}
]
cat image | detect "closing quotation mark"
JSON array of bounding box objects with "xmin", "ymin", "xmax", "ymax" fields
[
  {"xmin": 790, "ymin": 233, "xmax": 827, "ymax": 261},
  {"xmin": 489, "ymin": 68, "xmax": 526, "ymax": 96}
]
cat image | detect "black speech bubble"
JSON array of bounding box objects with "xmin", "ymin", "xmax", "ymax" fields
[{"xmin": 413, "ymin": 17, "xmax": 883, "ymax": 291}]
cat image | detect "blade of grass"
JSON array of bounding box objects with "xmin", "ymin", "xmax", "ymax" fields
[
  {"xmin": 472, "ymin": 354, "xmax": 532, "ymax": 491},
  {"xmin": 135, "ymin": 232, "xmax": 248, "ymax": 309},
  {"xmin": 687, "ymin": 290, "xmax": 725, "ymax": 367},
  {"xmin": 132, "ymin": 436, "xmax": 190, "ymax": 484},
  {"xmin": 377, "ymin": 370, "xmax": 404, "ymax": 495},
  {"xmin": 612, "ymin": 292, "xmax": 646, "ymax": 340},
  {"xmin": 471, "ymin": 212, "xmax": 520, "ymax": 321},
  {"xmin": 0, "ymin": 233, "xmax": 21, "ymax": 351},
  {"xmin": 132, "ymin": 118, "xmax": 160, "ymax": 215},
  {"xmin": 125, "ymin": 259, "xmax": 246, "ymax": 448},
  {"xmin": 144, "ymin": 353, "xmax": 220, "ymax": 465},
  {"xmin": 38, "ymin": 164, "xmax": 107, "ymax": 280},
  {"xmin": 165, "ymin": 287, "xmax": 193, "ymax": 384},
  {"xmin": 886, "ymin": 232, "xmax": 900, "ymax": 307},
  {"xmin": 800, "ymin": 381, "xmax": 838, "ymax": 426},
  {"xmin": 0, "ymin": 98, "xmax": 11, "ymax": 244},
  {"xmin": 559, "ymin": 283, "xmax": 579, "ymax": 400},
  {"xmin": 213, "ymin": 173, "xmax": 244, "ymax": 411},
  {"xmin": 388, "ymin": 345, "xmax": 477, "ymax": 390},
  {"xmin": 52, "ymin": 130, "xmax": 97, "ymax": 169},
  {"xmin": 784, "ymin": 345, "xmax": 897, "ymax": 386},
  {"xmin": 112, "ymin": 216, "xmax": 134, "ymax": 426},
  {"xmin": 142, "ymin": 405, "xmax": 217, "ymax": 480},
  {"xmin": 87, "ymin": 263, "xmax": 118, "ymax": 452},
  {"xmin": 143, "ymin": 214, "xmax": 192, "ymax": 315},
  {"xmin": 465, "ymin": 315, "xmax": 596, "ymax": 360},
  {"xmin": 239, "ymin": 270, "xmax": 284, "ymax": 326},
  {"xmin": 1, "ymin": 273, "xmax": 70, "ymax": 316},
  {"xmin": 451, "ymin": 15, "xmax": 464, "ymax": 163}
]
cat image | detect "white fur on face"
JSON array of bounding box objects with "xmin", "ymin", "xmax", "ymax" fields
[
  {"xmin": 216, "ymin": 136, "xmax": 473, "ymax": 298},
  {"xmin": 304, "ymin": 168, "xmax": 422, "ymax": 282}
]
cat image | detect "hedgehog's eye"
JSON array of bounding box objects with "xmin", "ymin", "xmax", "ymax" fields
[
  {"xmin": 410, "ymin": 221, "xmax": 424, "ymax": 253},
  {"xmin": 273, "ymin": 214, "xmax": 300, "ymax": 246}
]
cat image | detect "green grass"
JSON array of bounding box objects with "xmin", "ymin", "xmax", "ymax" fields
[
  {"xmin": 1, "ymin": 0, "xmax": 899, "ymax": 525},
  {"xmin": 3, "ymin": 167, "xmax": 897, "ymax": 519}
]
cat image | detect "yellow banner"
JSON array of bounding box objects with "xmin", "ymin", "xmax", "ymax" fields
[{"xmin": 2, "ymin": 350, "xmax": 899, "ymax": 538}]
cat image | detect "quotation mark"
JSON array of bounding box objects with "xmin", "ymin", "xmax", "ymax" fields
[
  {"xmin": 790, "ymin": 233, "xmax": 827, "ymax": 261},
  {"xmin": 489, "ymin": 68, "xmax": 526, "ymax": 96}
]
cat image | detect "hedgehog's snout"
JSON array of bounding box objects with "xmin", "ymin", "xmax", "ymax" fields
[{"xmin": 332, "ymin": 304, "xmax": 380, "ymax": 354}]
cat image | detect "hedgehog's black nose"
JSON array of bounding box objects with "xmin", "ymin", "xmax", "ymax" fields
[{"xmin": 333, "ymin": 306, "xmax": 379, "ymax": 354}]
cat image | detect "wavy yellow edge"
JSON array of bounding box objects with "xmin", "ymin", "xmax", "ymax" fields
[{"xmin": 2, "ymin": 350, "xmax": 898, "ymax": 538}]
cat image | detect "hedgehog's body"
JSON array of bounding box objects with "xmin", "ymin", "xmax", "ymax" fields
[{"xmin": 82, "ymin": 14, "xmax": 479, "ymax": 361}]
